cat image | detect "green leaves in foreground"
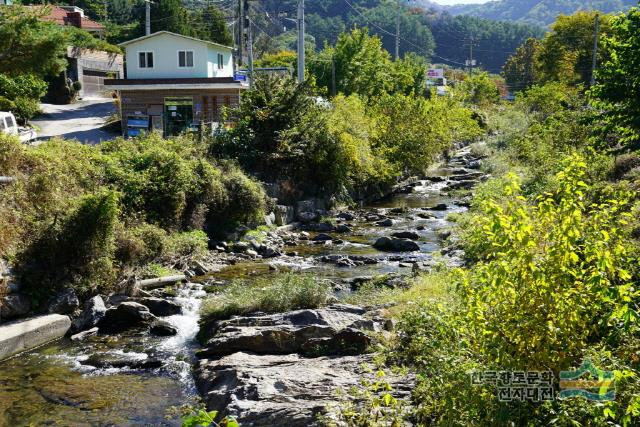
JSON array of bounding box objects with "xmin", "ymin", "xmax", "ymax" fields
[
  {"xmin": 182, "ymin": 410, "xmax": 238, "ymax": 427},
  {"xmin": 459, "ymin": 153, "xmax": 638, "ymax": 370}
]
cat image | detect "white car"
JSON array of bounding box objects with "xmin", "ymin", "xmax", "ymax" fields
[{"xmin": 0, "ymin": 112, "xmax": 37, "ymax": 143}]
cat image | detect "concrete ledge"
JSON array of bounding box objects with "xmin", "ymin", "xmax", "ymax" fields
[{"xmin": 0, "ymin": 314, "xmax": 71, "ymax": 361}]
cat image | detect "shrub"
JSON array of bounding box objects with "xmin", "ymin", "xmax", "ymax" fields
[
  {"xmin": 200, "ymin": 272, "xmax": 331, "ymax": 323},
  {"xmin": 459, "ymin": 156, "xmax": 637, "ymax": 370},
  {"xmin": 16, "ymin": 191, "xmax": 119, "ymax": 302},
  {"xmin": 0, "ymin": 73, "xmax": 47, "ymax": 121},
  {"xmin": 1, "ymin": 133, "xmax": 266, "ymax": 303},
  {"xmin": 373, "ymin": 93, "xmax": 482, "ymax": 175},
  {"xmin": 163, "ymin": 230, "xmax": 208, "ymax": 260},
  {"xmin": 206, "ymin": 165, "xmax": 267, "ymax": 238}
]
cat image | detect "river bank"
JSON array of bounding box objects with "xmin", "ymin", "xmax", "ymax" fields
[{"xmin": 0, "ymin": 144, "xmax": 487, "ymax": 426}]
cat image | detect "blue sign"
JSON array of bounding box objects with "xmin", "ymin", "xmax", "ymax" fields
[{"xmin": 234, "ymin": 73, "xmax": 247, "ymax": 82}]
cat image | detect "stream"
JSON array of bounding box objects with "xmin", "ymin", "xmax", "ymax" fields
[{"xmin": 0, "ymin": 146, "xmax": 481, "ymax": 426}]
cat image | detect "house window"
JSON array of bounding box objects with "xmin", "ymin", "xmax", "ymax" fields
[
  {"xmin": 178, "ymin": 50, "xmax": 194, "ymax": 68},
  {"xmin": 217, "ymin": 53, "xmax": 224, "ymax": 70},
  {"xmin": 138, "ymin": 51, "xmax": 154, "ymax": 68}
]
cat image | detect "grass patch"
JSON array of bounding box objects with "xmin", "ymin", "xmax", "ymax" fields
[
  {"xmin": 200, "ymin": 272, "xmax": 331, "ymax": 322},
  {"xmin": 345, "ymin": 271, "xmax": 453, "ymax": 317}
]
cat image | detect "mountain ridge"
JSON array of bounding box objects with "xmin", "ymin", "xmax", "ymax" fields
[{"xmin": 446, "ymin": 0, "xmax": 636, "ymax": 26}]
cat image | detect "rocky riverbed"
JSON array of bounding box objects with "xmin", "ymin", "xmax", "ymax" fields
[{"xmin": 0, "ymin": 144, "xmax": 487, "ymax": 426}]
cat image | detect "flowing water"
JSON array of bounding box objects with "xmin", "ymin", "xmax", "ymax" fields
[{"xmin": 0, "ymin": 148, "xmax": 477, "ymax": 426}]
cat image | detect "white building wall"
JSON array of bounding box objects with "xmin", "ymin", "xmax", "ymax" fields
[
  {"xmin": 124, "ymin": 33, "xmax": 233, "ymax": 79},
  {"xmin": 206, "ymin": 47, "xmax": 234, "ymax": 78}
]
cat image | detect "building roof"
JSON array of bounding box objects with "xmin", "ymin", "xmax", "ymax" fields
[
  {"xmin": 104, "ymin": 77, "xmax": 248, "ymax": 91},
  {"xmin": 119, "ymin": 31, "xmax": 233, "ymax": 51},
  {"xmin": 28, "ymin": 5, "xmax": 105, "ymax": 31}
]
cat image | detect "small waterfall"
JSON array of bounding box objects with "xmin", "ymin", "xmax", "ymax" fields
[{"xmin": 158, "ymin": 282, "xmax": 207, "ymax": 391}]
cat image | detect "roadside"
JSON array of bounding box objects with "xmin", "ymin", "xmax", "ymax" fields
[{"xmin": 30, "ymin": 98, "xmax": 119, "ymax": 145}]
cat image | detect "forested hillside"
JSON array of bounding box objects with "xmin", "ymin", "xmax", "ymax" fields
[
  {"xmin": 449, "ymin": 0, "xmax": 636, "ymax": 26},
  {"xmin": 259, "ymin": 0, "xmax": 544, "ymax": 73}
]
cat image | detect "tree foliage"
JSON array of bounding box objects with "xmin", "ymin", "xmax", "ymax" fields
[
  {"xmin": 590, "ymin": 6, "xmax": 640, "ymax": 148},
  {"xmin": 503, "ymin": 11, "xmax": 614, "ymax": 90},
  {"xmin": 0, "ymin": 6, "xmax": 68, "ymax": 77}
]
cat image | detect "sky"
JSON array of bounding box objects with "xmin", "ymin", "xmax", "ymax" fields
[{"xmin": 429, "ymin": 0, "xmax": 491, "ymax": 4}]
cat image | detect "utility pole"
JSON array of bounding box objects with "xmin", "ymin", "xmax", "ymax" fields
[
  {"xmin": 297, "ymin": 0, "xmax": 305, "ymax": 83},
  {"xmin": 395, "ymin": 0, "xmax": 401, "ymax": 60},
  {"xmin": 590, "ymin": 13, "xmax": 600, "ymax": 87},
  {"xmin": 238, "ymin": 0, "xmax": 244, "ymax": 67},
  {"xmin": 145, "ymin": 0, "xmax": 151, "ymax": 36},
  {"xmin": 248, "ymin": 18, "xmax": 254, "ymax": 88}
]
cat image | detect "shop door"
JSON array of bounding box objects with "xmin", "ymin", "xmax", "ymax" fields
[{"xmin": 164, "ymin": 97, "xmax": 193, "ymax": 136}]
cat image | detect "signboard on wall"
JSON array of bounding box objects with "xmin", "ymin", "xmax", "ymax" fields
[{"xmin": 427, "ymin": 68, "xmax": 444, "ymax": 79}]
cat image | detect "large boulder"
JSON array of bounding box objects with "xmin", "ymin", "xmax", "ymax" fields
[
  {"xmin": 376, "ymin": 218, "xmax": 394, "ymax": 227},
  {"xmin": 312, "ymin": 233, "xmax": 333, "ymax": 242},
  {"xmin": 373, "ymin": 237, "xmax": 420, "ymax": 252},
  {"xmin": 71, "ymin": 295, "xmax": 107, "ymax": 333},
  {"xmin": 197, "ymin": 304, "xmax": 376, "ymax": 358},
  {"xmin": 81, "ymin": 353, "xmax": 163, "ymax": 370},
  {"xmin": 391, "ymin": 231, "xmax": 421, "ymax": 240},
  {"xmin": 97, "ymin": 302, "xmax": 156, "ymax": 333},
  {"xmin": 428, "ymin": 203, "xmax": 448, "ymax": 211},
  {"xmin": 150, "ymin": 319, "xmax": 178, "ymax": 336},
  {"xmin": 0, "ymin": 294, "xmax": 31, "ymax": 320},
  {"xmin": 140, "ymin": 297, "xmax": 182, "ymax": 317},
  {"xmin": 47, "ymin": 289, "xmax": 79, "ymax": 315},
  {"xmin": 195, "ymin": 353, "xmax": 414, "ymax": 427}
]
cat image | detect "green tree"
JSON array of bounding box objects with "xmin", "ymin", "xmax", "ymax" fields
[
  {"xmin": 329, "ymin": 28, "xmax": 391, "ymax": 100},
  {"xmin": 502, "ymin": 37, "xmax": 540, "ymax": 92},
  {"xmin": 458, "ymin": 72, "xmax": 501, "ymax": 106},
  {"xmin": 254, "ymin": 50, "xmax": 297, "ymax": 70},
  {"xmin": 150, "ymin": 0, "xmax": 191, "ymax": 36},
  {"xmin": 590, "ymin": 7, "xmax": 640, "ymax": 148},
  {"xmin": 0, "ymin": 6, "xmax": 68, "ymax": 77},
  {"xmin": 536, "ymin": 11, "xmax": 612, "ymax": 86},
  {"xmin": 193, "ymin": 5, "xmax": 233, "ymax": 46}
]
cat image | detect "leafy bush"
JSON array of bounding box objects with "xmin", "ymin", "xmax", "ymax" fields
[
  {"xmin": 200, "ymin": 272, "xmax": 331, "ymax": 323},
  {"xmin": 1, "ymin": 133, "xmax": 267, "ymax": 302},
  {"xmin": 16, "ymin": 191, "xmax": 119, "ymax": 302},
  {"xmin": 457, "ymin": 72, "xmax": 501, "ymax": 106},
  {"xmin": 459, "ymin": 156, "xmax": 637, "ymax": 369},
  {"xmin": 374, "ymin": 93, "xmax": 482, "ymax": 175},
  {"xmin": 0, "ymin": 73, "xmax": 47, "ymax": 121}
]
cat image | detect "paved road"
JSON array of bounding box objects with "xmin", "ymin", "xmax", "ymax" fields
[{"xmin": 31, "ymin": 98, "xmax": 119, "ymax": 145}]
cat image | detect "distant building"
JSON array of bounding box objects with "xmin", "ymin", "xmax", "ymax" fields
[
  {"xmin": 105, "ymin": 31, "xmax": 247, "ymax": 137},
  {"xmin": 29, "ymin": 5, "xmax": 105, "ymax": 38}
]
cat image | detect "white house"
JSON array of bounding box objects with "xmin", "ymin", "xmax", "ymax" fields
[
  {"xmin": 121, "ymin": 31, "xmax": 234, "ymax": 79},
  {"xmin": 105, "ymin": 31, "xmax": 246, "ymax": 137}
]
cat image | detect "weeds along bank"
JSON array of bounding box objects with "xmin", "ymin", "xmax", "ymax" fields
[
  {"xmin": 0, "ymin": 133, "xmax": 266, "ymax": 306},
  {"xmin": 340, "ymin": 79, "xmax": 640, "ymax": 425}
]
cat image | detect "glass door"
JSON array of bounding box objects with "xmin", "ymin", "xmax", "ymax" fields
[{"xmin": 164, "ymin": 97, "xmax": 193, "ymax": 136}]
